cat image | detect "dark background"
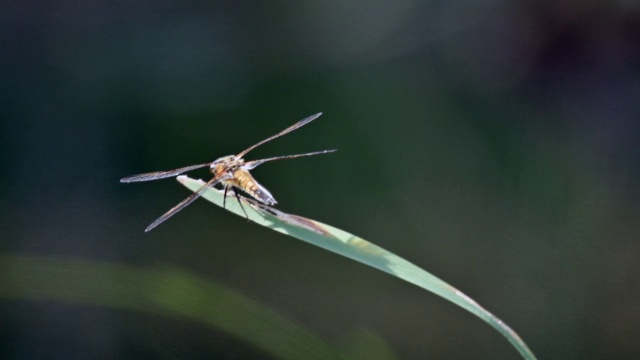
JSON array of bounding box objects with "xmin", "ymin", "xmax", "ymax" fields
[{"xmin": 2, "ymin": 1, "xmax": 639, "ymax": 359}]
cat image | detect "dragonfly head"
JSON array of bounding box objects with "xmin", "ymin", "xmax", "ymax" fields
[{"xmin": 210, "ymin": 155, "xmax": 243, "ymax": 176}]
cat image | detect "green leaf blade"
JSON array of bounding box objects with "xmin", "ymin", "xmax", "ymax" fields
[{"xmin": 178, "ymin": 175, "xmax": 537, "ymax": 360}]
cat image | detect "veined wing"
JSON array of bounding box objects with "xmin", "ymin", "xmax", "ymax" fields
[
  {"xmin": 120, "ymin": 163, "xmax": 212, "ymax": 183},
  {"xmin": 243, "ymin": 149, "xmax": 337, "ymax": 170},
  {"xmin": 144, "ymin": 174, "xmax": 227, "ymax": 232},
  {"xmin": 236, "ymin": 113, "xmax": 322, "ymax": 158}
]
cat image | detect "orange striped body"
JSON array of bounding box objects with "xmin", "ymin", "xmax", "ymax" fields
[
  {"xmin": 211, "ymin": 156, "xmax": 277, "ymax": 206},
  {"xmin": 228, "ymin": 169, "xmax": 276, "ymax": 205}
]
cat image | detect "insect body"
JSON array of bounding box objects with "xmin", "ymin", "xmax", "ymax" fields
[{"xmin": 121, "ymin": 113, "xmax": 335, "ymax": 232}]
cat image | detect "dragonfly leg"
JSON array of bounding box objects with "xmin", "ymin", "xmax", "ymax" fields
[
  {"xmin": 231, "ymin": 187, "xmax": 250, "ymax": 220},
  {"xmin": 223, "ymin": 186, "xmax": 229, "ymax": 209}
]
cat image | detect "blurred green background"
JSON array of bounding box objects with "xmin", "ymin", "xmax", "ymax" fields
[{"xmin": 1, "ymin": 1, "xmax": 639, "ymax": 359}]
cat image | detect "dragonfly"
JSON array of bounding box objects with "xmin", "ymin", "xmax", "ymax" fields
[{"xmin": 121, "ymin": 112, "xmax": 336, "ymax": 232}]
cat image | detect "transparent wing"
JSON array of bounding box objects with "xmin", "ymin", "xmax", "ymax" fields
[
  {"xmin": 236, "ymin": 112, "xmax": 322, "ymax": 158},
  {"xmin": 243, "ymin": 149, "xmax": 337, "ymax": 170},
  {"xmin": 144, "ymin": 175, "xmax": 226, "ymax": 232},
  {"xmin": 120, "ymin": 163, "xmax": 212, "ymax": 183}
]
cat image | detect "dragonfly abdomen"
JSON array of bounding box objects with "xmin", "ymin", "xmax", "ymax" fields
[{"xmin": 232, "ymin": 169, "xmax": 277, "ymax": 205}]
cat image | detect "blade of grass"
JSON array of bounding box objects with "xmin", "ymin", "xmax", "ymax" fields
[
  {"xmin": 0, "ymin": 254, "xmax": 396, "ymax": 360},
  {"xmin": 178, "ymin": 175, "xmax": 537, "ymax": 360}
]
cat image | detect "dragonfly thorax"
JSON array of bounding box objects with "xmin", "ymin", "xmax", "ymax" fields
[{"xmin": 210, "ymin": 155, "xmax": 244, "ymax": 176}]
